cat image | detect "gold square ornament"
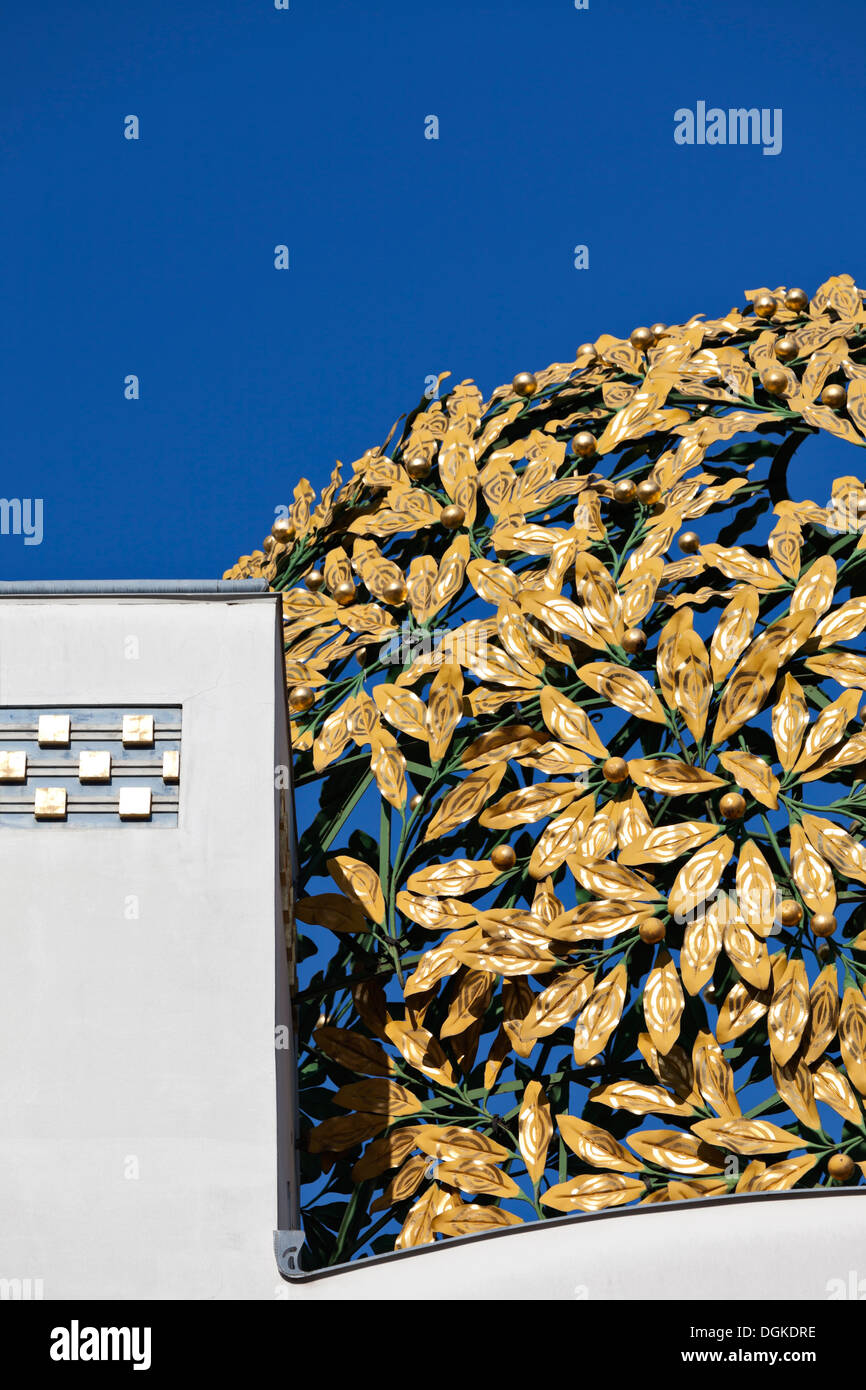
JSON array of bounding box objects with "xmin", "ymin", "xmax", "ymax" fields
[
  {"xmin": 119, "ymin": 787, "xmax": 152, "ymax": 820},
  {"xmin": 79, "ymin": 751, "xmax": 111, "ymax": 783},
  {"xmin": 38, "ymin": 715, "xmax": 71, "ymax": 747},
  {"xmin": 162, "ymin": 750, "xmax": 180, "ymax": 783},
  {"xmin": 122, "ymin": 715, "xmax": 154, "ymax": 747},
  {"xmin": 0, "ymin": 751, "xmax": 27, "ymax": 781},
  {"xmin": 34, "ymin": 788, "xmax": 67, "ymax": 819}
]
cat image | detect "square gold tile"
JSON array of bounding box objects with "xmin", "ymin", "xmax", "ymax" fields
[
  {"xmin": 79, "ymin": 750, "xmax": 111, "ymax": 783},
  {"xmin": 119, "ymin": 787, "xmax": 152, "ymax": 820},
  {"xmin": 34, "ymin": 788, "xmax": 67, "ymax": 819},
  {"xmin": 162, "ymin": 750, "xmax": 180, "ymax": 783},
  {"xmin": 0, "ymin": 751, "xmax": 27, "ymax": 782},
  {"xmin": 38, "ymin": 714, "xmax": 71, "ymax": 747},
  {"xmin": 122, "ymin": 714, "xmax": 154, "ymax": 747}
]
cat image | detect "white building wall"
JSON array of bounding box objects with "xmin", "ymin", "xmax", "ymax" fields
[{"xmin": 0, "ymin": 592, "xmax": 294, "ymax": 1300}]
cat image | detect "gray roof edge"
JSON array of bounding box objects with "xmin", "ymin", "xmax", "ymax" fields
[{"xmin": 0, "ymin": 579, "xmax": 272, "ymax": 596}]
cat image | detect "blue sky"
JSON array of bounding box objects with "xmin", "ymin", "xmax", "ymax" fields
[{"xmin": 1, "ymin": 0, "xmax": 863, "ymax": 580}]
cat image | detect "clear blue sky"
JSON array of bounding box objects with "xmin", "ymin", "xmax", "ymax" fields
[{"xmin": 1, "ymin": 0, "xmax": 863, "ymax": 581}]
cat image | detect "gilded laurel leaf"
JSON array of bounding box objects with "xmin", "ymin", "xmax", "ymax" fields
[
  {"xmin": 768, "ymin": 958, "xmax": 811, "ymax": 1066},
  {"xmin": 384, "ymin": 1020, "xmax": 455, "ymax": 1087},
  {"xmin": 690, "ymin": 1118, "xmax": 800, "ymax": 1155},
  {"xmin": 541, "ymin": 1173, "xmax": 646, "ymax": 1213},
  {"xmin": 618, "ymin": 820, "xmax": 720, "ymax": 867},
  {"xmin": 295, "ymin": 892, "xmax": 368, "ymax": 933},
  {"xmin": 717, "ymin": 751, "xmax": 779, "ymax": 810},
  {"xmin": 370, "ymin": 731, "xmax": 407, "ymax": 808},
  {"xmin": 692, "ymin": 1030, "xmax": 741, "ymax": 1118},
  {"xmin": 711, "ymin": 645, "xmax": 780, "ymax": 743},
  {"xmin": 736, "ymin": 1155, "xmax": 817, "ymax": 1193},
  {"xmin": 668, "ymin": 836, "xmax": 735, "ymax": 917},
  {"xmin": 334, "ymin": 1079, "xmax": 424, "ymax": 1117},
  {"xmin": 716, "ymin": 977, "xmax": 773, "ymax": 1043},
  {"xmin": 590, "ymin": 1080, "xmax": 695, "ymax": 1117},
  {"xmin": 839, "ymin": 987, "xmax": 866, "ymax": 1096},
  {"xmin": 314, "ymin": 1026, "xmax": 395, "ymax": 1078},
  {"xmin": 439, "ymin": 969, "xmax": 496, "ymax": 1039},
  {"xmin": 424, "ymin": 762, "xmax": 507, "ymax": 840},
  {"xmin": 681, "ymin": 905, "xmax": 724, "ymax": 995},
  {"xmin": 327, "ymin": 855, "xmax": 386, "ymax": 925},
  {"xmin": 723, "ymin": 918, "xmax": 771, "ymax": 990},
  {"xmin": 789, "ymin": 823, "xmax": 836, "ymax": 914},
  {"xmin": 803, "ymin": 966, "xmax": 840, "ymax": 1066},
  {"xmin": 539, "ymin": 686, "xmax": 609, "ymax": 756},
  {"xmin": 628, "ymin": 1128, "xmax": 725, "ymax": 1175},
  {"xmin": 519, "ymin": 1083, "xmax": 554, "ymax": 1185},
  {"xmin": 351, "ymin": 1126, "xmax": 424, "ymax": 1181},
  {"xmin": 426, "ymin": 661, "xmax": 464, "ymax": 762},
  {"xmin": 414, "ymin": 1125, "xmax": 510, "ymax": 1163},
  {"xmin": 771, "ymin": 1053, "xmax": 820, "ymax": 1130},
  {"xmin": 643, "ymin": 949, "xmax": 685, "ymax": 1054},
  {"xmin": 577, "ymin": 661, "xmax": 667, "ymax": 724},
  {"xmin": 515, "ymin": 966, "xmax": 594, "ymax": 1044},
  {"xmin": 370, "ymin": 1154, "xmax": 430, "ymax": 1212},
  {"xmin": 735, "ymin": 840, "xmax": 778, "ymax": 938},
  {"xmin": 406, "ymin": 858, "xmax": 502, "ymax": 898},
  {"xmin": 479, "ymin": 780, "xmax": 586, "ymax": 829},
  {"xmin": 371, "ymin": 684, "xmax": 428, "ymax": 741},
  {"xmin": 435, "ymin": 1158, "xmax": 521, "ymax": 1200},
  {"xmin": 671, "ymin": 622, "xmax": 712, "ymax": 741},
  {"xmin": 308, "ymin": 1111, "xmax": 387, "ymax": 1154},
  {"xmin": 627, "ymin": 758, "xmax": 726, "ymax": 795},
  {"xmin": 573, "ymin": 964, "xmax": 628, "ymax": 1064},
  {"xmin": 556, "ymin": 1114, "xmax": 642, "ymax": 1172},
  {"xmin": 811, "ymin": 1060, "xmax": 863, "ymax": 1124},
  {"xmin": 431, "ymin": 1204, "xmax": 522, "ymax": 1236}
]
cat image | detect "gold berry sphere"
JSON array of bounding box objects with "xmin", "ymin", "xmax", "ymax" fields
[
  {"xmin": 678, "ymin": 531, "xmax": 700, "ymax": 555},
  {"xmin": 263, "ymin": 535, "xmax": 276, "ymax": 553},
  {"xmin": 785, "ymin": 287, "xmax": 809, "ymax": 313},
  {"xmin": 704, "ymin": 983, "xmax": 717, "ymax": 1003},
  {"xmin": 406, "ymin": 457, "xmax": 431, "ymax": 480},
  {"xmin": 761, "ymin": 366, "xmax": 788, "ymax": 395},
  {"xmin": 382, "ymin": 578, "xmax": 407, "ymax": 605},
  {"xmin": 650, "ymin": 322, "xmax": 667, "ymax": 339},
  {"xmin": 613, "ymin": 479, "xmax": 637, "ymax": 504},
  {"xmin": 491, "ymin": 844, "xmax": 517, "ymax": 871},
  {"xmin": 630, "ymin": 326, "xmax": 655, "ymax": 351},
  {"xmin": 817, "ymin": 941, "xmax": 832, "ymax": 962},
  {"xmin": 639, "ymin": 919, "xmax": 666, "ymax": 945},
  {"xmin": 753, "ymin": 292, "xmax": 777, "ymax": 320},
  {"xmin": 573, "ymin": 431, "xmax": 597, "ymax": 458},
  {"xmin": 636, "ymin": 478, "xmax": 661, "ymax": 505},
  {"xmin": 304, "ymin": 568, "xmax": 324, "ymax": 592},
  {"xmin": 827, "ymin": 1153, "xmax": 855, "ymax": 1182},
  {"xmin": 409, "ymin": 793, "xmax": 423, "ymax": 812},
  {"xmin": 821, "ymin": 383, "xmax": 847, "ymax": 410},
  {"xmin": 602, "ymin": 756, "xmax": 629, "ymax": 784},
  {"xmin": 720, "ymin": 791, "xmax": 747, "ymax": 820},
  {"xmin": 576, "ymin": 342, "xmax": 597, "ymax": 362},
  {"xmin": 777, "ymin": 899, "xmax": 803, "ymax": 928},
  {"xmin": 811, "ymin": 912, "xmax": 837, "ymax": 938},
  {"xmin": 512, "ymin": 371, "xmax": 538, "ymax": 398},
  {"xmin": 289, "ymin": 684, "xmax": 315, "ymax": 713},
  {"xmin": 775, "ymin": 336, "xmax": 797, "ymax": 362},
  {"xmin": 333, "ymin": 580, "xmax": 356, "ymax": 607},
  {"xmin": 271, "ymin": 517, "xmax": 294, "ymax": 545},
  {"xmin": 441, "ymin": 504, "xmax": 466, "ymax": 530},
  {"xmin": 622, "ymin": 628, "xmax": 647, "ymax": 654}
]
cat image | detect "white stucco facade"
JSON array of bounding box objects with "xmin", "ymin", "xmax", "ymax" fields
[{"xmin": 0, "ymin": 586, "xmax": 297, "ymax": 1300}]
